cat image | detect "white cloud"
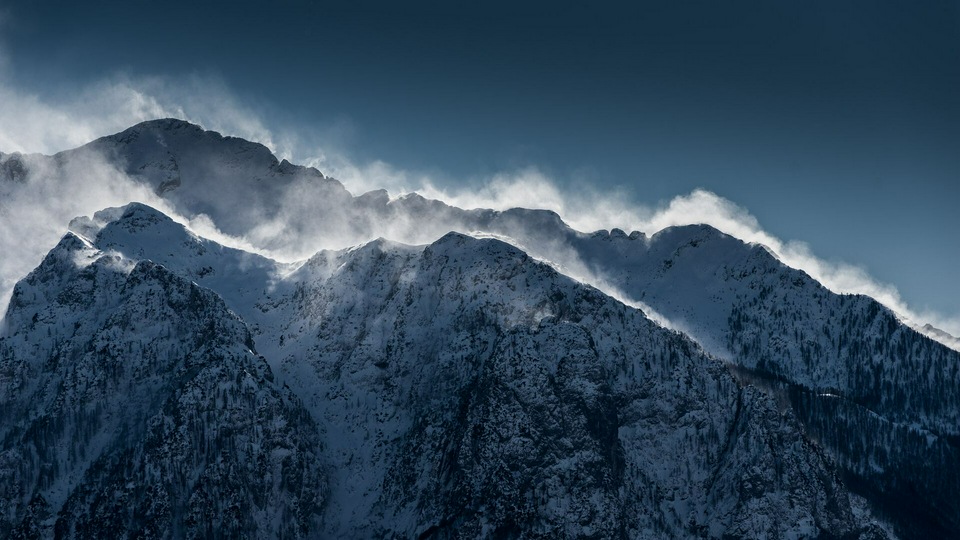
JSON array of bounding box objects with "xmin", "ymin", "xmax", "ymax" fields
[
  {"xmin": 0, "ymin": 79, "xmax": 170, "ymax": 155},
  {"xmin": 0, "ymin": 72, "xmax": 282, "ymax": 157},
  {"xmin": 0, "ymin": 68, "xmax": 956, "ymax": 343},
  {"xmin": 342, "ymin": 168, "xmax": 960, "ymax": 339},
  {"xmin": 0, "ymin": 73, "xmax": 277, "ymax": 315},
  {"xmin": 0, "ymin": 152, "xmax": 158, "ymax": 309}
]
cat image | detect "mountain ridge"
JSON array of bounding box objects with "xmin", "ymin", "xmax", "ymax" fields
[
  {"xmin": 1, "ymin": 119, "xmax": 953, "ymax": 348},
  {"xmin": 2, "ymin": 119, "xmax": 957, "ymax": 538},
  {"xmin": 2, "ymin": 202, "xmax": 893, "ymax": 537}
]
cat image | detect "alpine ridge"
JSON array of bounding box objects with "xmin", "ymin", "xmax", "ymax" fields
[{"xmin": 1, "ymin": 119, "xmax": 956, "ymax": 539}]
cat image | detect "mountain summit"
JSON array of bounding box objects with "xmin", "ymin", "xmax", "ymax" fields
[{"xmin": 1, "ymin": 120, "xmax": 956, "ymax": 539}]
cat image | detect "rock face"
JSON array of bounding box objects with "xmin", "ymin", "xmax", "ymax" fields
[
  {"xmin": 2, "ymin": 119, "xmax": 955, "ymax": 538},
  {"xmin": 568, "ymin": 225, "xmax": 960, "ymax": 539},
  {"xmin": 1, "ymin": 203, "xmax": 889, "ymax": 538},
  {"xmin": 257, "ymin": 231, "xmax": 857, "ymax": 538},
  {"xmin": 0, "ymin": 229, "xmax": 326, "ymax": 539},
  {"xmin": 0, "ymin": 119, "xmax": 572, "ymax": 254}
]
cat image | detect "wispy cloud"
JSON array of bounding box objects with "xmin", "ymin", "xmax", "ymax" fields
[
  {"xmin": 0, "ymin": 151, "xmax": 161, "ymax": 310},
  {"xmin": 343, "ymin": 167, "xmax": 960, "ymax": 339},
  {"xmin": 0, "ymin": 80, "xmax": 167, "ymax": 154},
  {"xmin": 0, "ymin": 72, "xmax": 276, "ymax": 316},
  {"xmin": 0, "ymin": 68, "xmax": 956, "ymax": 341},
  {"xmin": 0, "ymin": 74, "xmax": 283, "ymax": 157}
]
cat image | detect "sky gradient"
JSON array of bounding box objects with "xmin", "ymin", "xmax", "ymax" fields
[{"xmin": 1, "ymin": 0, "xmax": 958, "ymax": 325}]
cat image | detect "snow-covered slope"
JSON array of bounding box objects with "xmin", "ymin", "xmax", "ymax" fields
[
  {"xmin": 1, "ymin": 203, "xmax": 891, "ymax": 538},
  {"xmin": 0, "ymin": 227, "xmax": 325, "ymax": 538},
  {"xmin": 1, "ymin": 119, "xmax": 576, "ymax": 256},
  {"xmin": 3, "ymin": 119, "xmax": 956, "ymax": 538},
  {"xmin": 274, "ymin": 230, "xmax": 887, "ymax": 538},
  {"xmin": 72, "ymin": 118, "xmax": 352, "ymax": 240},
  {"xmin": 570, "ymin": 225, "xmax": 960, "ymax": 538}
]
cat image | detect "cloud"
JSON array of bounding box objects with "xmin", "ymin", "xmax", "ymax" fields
[
  {"xmin": 0, "ymin": 74, "xmax": 278, "ymax": 315},
  {"xmin": 0, "ymin": 80, "xmax": 168, "ymax": 155},
  {"xmin": 335, "ymin": 164, "xmax": 960, "ymax": 339},
  {"xmin": 0, "ymin": 73, "xmax": 286, "ymax": 158},
  {"xmin": 0, "ymin": 146, "xmax": 272, "ymax": 314},
  {"xmin": 0, "ymin": 67, "xmax": 956, "ymax": 343},
  {"xmin": 0, "ymin": 151, "xmax": 159, "ymax": 311}
]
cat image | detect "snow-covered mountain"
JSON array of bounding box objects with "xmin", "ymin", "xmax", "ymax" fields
[
  {"xmin": 3, "ymin": 203, "xmax": 890, "ymax": 538},
  {"xmin": 1, "ymin": 119, "xmax": 580, "ymax": 256},
  {"xmin": 0, "ymin": 227, "xmax": 325, "ymax": 538},
  {"xmin": 570, "ymin": 226, "xmax": 960, "ymax": 539},
  {"xmin": 1, "ymin": 119, "xmax": 956, "ymax": 538}
]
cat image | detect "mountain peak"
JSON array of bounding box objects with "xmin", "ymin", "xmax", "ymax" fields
[
  {"xmin": 102, "ymin": 201, "xmax": 173, "ymax": 224},
  {"xmin": 589, "ymin": 228, "xmax": 647, "ymax": 242},
  {"xmin": 427, "ymin": 231, "xmax": 531, "ymax": 266},
  {"xmin": 132, "ymin": 117, "xmax": 204, "ymax": 132},
  {"xmin": 83, "ymin": 203, "xmax": 207, "ymax": 266},
  {"xmin": 68, "ymin": 202, "xmax": 182, "ymax": 241},
  {"xmin": 103, "ymin": 118, "xmax": 208, "ymax": 146},
  {"xmin": 650, "ymin": 222, "xmax": 730, "ymax": 244}
]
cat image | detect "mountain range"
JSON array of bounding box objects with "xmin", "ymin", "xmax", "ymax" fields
[{"xmin": 1, "ymin": 119, "xmax": 957, "ymax": 539}]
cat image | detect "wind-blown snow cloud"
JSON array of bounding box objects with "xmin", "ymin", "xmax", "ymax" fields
[
  {"xmin": 0, "ymin": 81, "xmax": 169, "ymax": 154},
  {"xmin": 0, "ymin": 72, "xmax": 282, "ymax": 316},
  {"xmin": 0, "ymin": 149, "xmax": 265, "ymax": 319},
  {"xmin": 0, "ymin": 73, "xmax": 281, "ymax": 157},
  {"xmin": 0, "ymin": 69, "xmax": 956, "ymax": 341},
  {"xmin": 0, "ymin": 152, "xmax": 158, "ymax": 310},
  {"xmin": 331, "ymin": 165, "xmax": 960, "ymax": 339}
]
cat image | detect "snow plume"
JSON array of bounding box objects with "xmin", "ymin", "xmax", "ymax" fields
[
  {"xmin": 0, "ymin": 149, "xmax": 260, "ymax": 316},
  {"xmin": 0, "ymin": 80, "xmax": 168, "ymax": 155},
  {"xmin": 314, "ymin": 161, "xmax": 647, "ymax": 232},
  {"xmin": 0, "ymin": 154, "xmax": 263, "ymax": 320},
  {"xmin": 0, "ymin": 151, "xmax": 153, "ymax": 315},
  {"xmin": 0, "ymin": 68, "xmax": 954, "ymax": 340},
  {"xmin": 0, "ymin": 71, "xmax": 287, "ymax": 315},
  {"xmin": 317, "ymin": 162, "xmax": 960, "ymax": 340},
  {"xmin": 636, "ymin": 191, "xmax": 960, "ymax": 340},
  {"xmin": 0, "ymin": 73, "xmax": 280, "ymax": 157}
]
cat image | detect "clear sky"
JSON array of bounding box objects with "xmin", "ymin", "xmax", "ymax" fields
[{"xmin": 1, "ymin": 0, "xmax": 958, "ymax": 325}]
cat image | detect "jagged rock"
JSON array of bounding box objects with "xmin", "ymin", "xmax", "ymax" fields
[
  {"xmin": 3, "ymin": 119, "xmax": 954, "ymax": 538},
  {"xmin": 2, "ymin": 203, "xmax": 892, "ymax": 538},
  {"xmin": 0, "ymin": 229, "xmax": 326, "ymax": 538}
]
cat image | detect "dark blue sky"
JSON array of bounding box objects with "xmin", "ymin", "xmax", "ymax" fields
[{"xmin": 2, "ymin": 0, "xmax": 958, "ymax": 321}]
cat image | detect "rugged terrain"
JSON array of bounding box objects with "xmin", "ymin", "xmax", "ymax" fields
[{"xmin": 2, "ymin": 119, "xmax": 957, "ymax": 538}]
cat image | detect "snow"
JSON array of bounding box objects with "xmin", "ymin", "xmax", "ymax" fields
[
  {"xmin": 4, "ymin": 119, "xmax": 955, "ymax": 537},
  {"xmin": 0, "ymin": 203, "xmax": 887, "ymax": 537}
]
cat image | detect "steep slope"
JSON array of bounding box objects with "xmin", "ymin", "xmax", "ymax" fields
[
  {"xmin": 3, "ymin": 119, "xmax": 953, "ymax": 536},
  {"xmin": 0, "ymin": 119, "xmax": 574, "ymax": 255},
  {"xmin": 572, "ymin": 225, "xmax": 960, "ymax": 538},
  {"xmin": 68, "ymin": 203, "xmax": 289, "ymax": 327},
  {"xmin": 272, "ymin": 231, "xmax": 887, "ymax": 538},
  {"xmin": 0, "ymin": 230, "xmax": 326, "ymax": 538},
  {"xmin": 51, "ymin": 203, "xmax": 890, "ymax": 538},
  {"xmin": 72, "ymin": 118, "xmax": 353, "ymax": 240}
]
